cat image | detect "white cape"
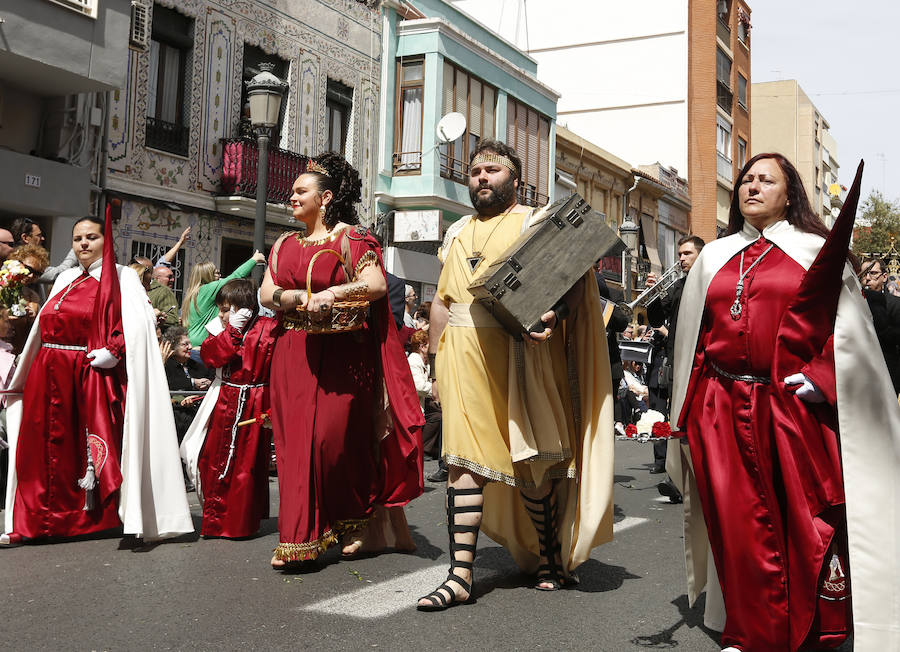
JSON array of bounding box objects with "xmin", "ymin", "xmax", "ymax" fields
[{"xmin": 4, "ymin": 263, "xmax": 194, "ymax": 540}]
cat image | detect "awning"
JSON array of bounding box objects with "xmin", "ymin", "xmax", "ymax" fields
[{"xmin": 640, "ymin": 215, "xmax": 662, "ymax": 271}]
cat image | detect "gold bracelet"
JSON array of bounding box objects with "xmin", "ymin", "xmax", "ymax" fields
[
  {"xmin": 341, "ymin": 280, "xmax": 369, "ymax": 301},
  {"xmin": 272, "ymin": 288, "xmax": 284, "ymax": 308}
]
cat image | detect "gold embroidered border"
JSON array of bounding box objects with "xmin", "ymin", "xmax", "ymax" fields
[
  {"xmin": 354, "ymin": 250, "xmax": 379, "ymax": 277},
  {"xmin": 274, "ymin": 529, "xmax": 338, "ymax": 561},
  {"xmin": 444, "ymin": 454, "xmax": 576, "ymax": 489}
]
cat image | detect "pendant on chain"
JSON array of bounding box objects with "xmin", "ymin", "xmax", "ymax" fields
[
  {"xmin": 730, "ymin": 280, "xmax": 744, "ymax": 320},
  {"xmin": 467, "ymin": 253, "xmax": 484, "ymax": 273}
]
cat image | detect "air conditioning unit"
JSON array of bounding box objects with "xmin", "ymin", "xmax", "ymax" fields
[{"xmin": 130, "ymin": 2, "xmax": 150, "ymax": 49}]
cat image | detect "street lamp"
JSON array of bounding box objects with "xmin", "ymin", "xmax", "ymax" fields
[
  {"xmin": 247, "ymin": 62, "xmax": 287, "ymax": 280},
  {"xmin": 619, "ymin": 214, "xmax": 640, "ymax": 303}
]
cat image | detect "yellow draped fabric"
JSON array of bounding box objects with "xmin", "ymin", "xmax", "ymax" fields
[{"xmin": 436, "ymin": 205, "xmax": 615, "ymax": 573}]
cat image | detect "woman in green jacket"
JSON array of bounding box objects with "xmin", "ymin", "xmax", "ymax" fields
[{"xmin": 181, "ymin": 251, "xmax": 266, "ymax": 346}]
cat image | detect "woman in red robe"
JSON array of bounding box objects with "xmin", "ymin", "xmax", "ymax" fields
[
  {"xmin": 196, "ymin": 278, "xmax": 277, "ymax": 538},
  {"xmin": 671, "ymin": 154, "xmax": 900, "ymax": 651},
  {"xmin": 3, "ymin": 216, "xmax": 192, "ymax": 543},
  {"xmin": 259, "ymin": 153, "xmax": 423, "ymax": 567}
]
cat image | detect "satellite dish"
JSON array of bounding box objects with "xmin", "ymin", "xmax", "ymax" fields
[{"xmin": 436, "ymin": 112, "xmax": 467, "ymax": 144}]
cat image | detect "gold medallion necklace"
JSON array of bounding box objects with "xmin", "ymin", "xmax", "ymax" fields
[{"xmin": 466, "ymin": 204, "xmax": 515, "ymax": 274}]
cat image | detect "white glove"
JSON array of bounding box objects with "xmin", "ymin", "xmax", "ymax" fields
[
  {"xmin": 783, "ymin": 373, "xmax": 825, "ymax": 403},
  {"xmin": 228, "ymin": 307, "xmax": 253, "ymax": 330},
  {"xmin": 87, "ymin": 347, "xmax": 120, "ymax": 369}
]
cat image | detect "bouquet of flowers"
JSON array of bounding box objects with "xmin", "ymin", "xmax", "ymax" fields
[{"xmin": 0, "ymin": 259, "xmax": 34, "ymax": 317}]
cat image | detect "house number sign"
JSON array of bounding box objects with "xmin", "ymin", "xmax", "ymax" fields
[{"xmin": 24, "ymin": 175, "xmax": 41, "ymax": 188}]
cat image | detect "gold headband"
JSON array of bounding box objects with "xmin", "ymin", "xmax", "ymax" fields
[
  {"xmin": 470, "ymin": 152, "xmax": 518, "ymax": 176},
  {"xmin": 306, "ymin": 160, "xmax": 330, "ymax": 177}
]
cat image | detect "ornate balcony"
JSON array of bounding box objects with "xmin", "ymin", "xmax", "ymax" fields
[
  {"xmin": 145, "ymin": 117, "xmax": 190, "ymax": 157},
  {"xmin": 219, "ymin": 138, "xmax": 309, "ymax": 203}
]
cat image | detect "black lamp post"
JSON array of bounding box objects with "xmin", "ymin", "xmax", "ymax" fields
[
  {"xmin": 619, "ymin": 214, "xmax": 640, "ymax": 303},
  {"xmin": 246, "ymin": 62, "xmax": 287, "ymax": 280}
]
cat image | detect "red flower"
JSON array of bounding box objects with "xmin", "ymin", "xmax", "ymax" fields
[
  {"xmin": 625, "ymin": 424, "xmax": 638, "ymax": 438},
  {"xmin": 651, "ymin": 421, "xmax": 672, "ymax": 438}
]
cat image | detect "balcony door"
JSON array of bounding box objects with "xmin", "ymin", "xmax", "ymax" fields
[{"xmin": 146, "ymin": 4, "xmax": 193, "ymax": 157}]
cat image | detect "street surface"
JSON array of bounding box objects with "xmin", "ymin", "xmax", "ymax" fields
[{"xmin": 0, "ymin": 441, "xmax": 850, "ymax": 651}]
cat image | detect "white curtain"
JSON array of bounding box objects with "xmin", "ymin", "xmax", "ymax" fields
[
  {"xmin": 159, "ymin": 44, "xmax": 180, "ymax": 123},
  {"xmin": 398, "ymin": 88, "xmax": 422, "ymax": 171}
]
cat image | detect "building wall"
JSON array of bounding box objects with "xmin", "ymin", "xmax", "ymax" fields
[{"xmin": 105, "ymin": 0, "xmax": 382, "ymax": 284}]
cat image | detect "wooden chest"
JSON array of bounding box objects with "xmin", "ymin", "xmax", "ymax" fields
[{"xmin": 468, "ymin": 193, "xmax": 626, "ymax": 338}]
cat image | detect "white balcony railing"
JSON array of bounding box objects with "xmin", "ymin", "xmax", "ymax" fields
[
  {"xmin": 717, "ymin": 151, "xmax": 733, "ymax": 180},
  {"xmin": 47, "ymin": 0, "xmax": 97, "ymax": 18}
]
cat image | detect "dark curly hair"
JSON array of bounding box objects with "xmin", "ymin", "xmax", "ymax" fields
[{"xmin": 305, "ymin": 152, "xmax": 363, "ymax": 228}]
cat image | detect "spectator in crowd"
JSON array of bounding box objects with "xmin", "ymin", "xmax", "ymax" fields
[
  {"xmin": 129, "ymin": 262, "xmax": 152, "ymax": 292},
  {"xmin": 0, "ymin": 228, "xmax": 16, "ymax": 261},
  {"xmin": 10, "ymin": 217, "xmax": 45, "ymax": 247},
  {"xmin": 860, "ymin": 257, "xmax": 900, "ymax": 394},
  {"xmin": 403, "ymin": 284, "xmax": 417, "ymax": 328},
  {"xmin": 149, "ymin": 265, "xmax": 180, "ymax": 328},
  {"xmin": 162, "ymin": 326, "xmax": 212, "ymax": 458},
  {"xmin": 406, "ymin": 329, "xmax": 446, "ymax": 483},
  {"xmin": 414, "ymin": 301, "xmax": 431, "ymax": 330},
  {"xmin": 181, "ymin": 252, "xmax": 265, "ymax": 349},
  {"xmin": 594, "ymin": 268, "xmax": 629, "ymax": 433}
]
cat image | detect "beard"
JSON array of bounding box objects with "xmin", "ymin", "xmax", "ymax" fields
[{"xmin": 469, "ymin": 174, "xmax": 517, "ymax": 216}]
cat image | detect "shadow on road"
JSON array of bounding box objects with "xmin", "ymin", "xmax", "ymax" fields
[{"xmin": 630, "ymin": 593, "xmax": 719, "ymax": 648}]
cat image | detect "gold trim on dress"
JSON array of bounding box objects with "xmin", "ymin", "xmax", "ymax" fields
[
  {"xmin": 444, "ymin": 454, "xmax": 576, "ymax": 488},
  {"xmin": 354, "ymin": 250, "xmax": 379, "ymax": 277},
  {"xmin": 294, "ymin": 224, "xmax": 349, "ymax": 247},
  {"xmin": 273, "ymin": 517, "xmax": 372, "ymax": 561}
]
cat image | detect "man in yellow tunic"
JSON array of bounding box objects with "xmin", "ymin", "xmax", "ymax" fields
[{"xmin": 417, "ymin": 140, "xmax": 615, "ymax": 611}]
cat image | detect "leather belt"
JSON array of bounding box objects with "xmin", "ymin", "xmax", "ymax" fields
[
  {"xmin": 42, "ymin": 343, "xmax": 88, "ymax": 352},
  {"xmin": 709, "ymin": 360, "xmax": 770, "ymax": 385}
]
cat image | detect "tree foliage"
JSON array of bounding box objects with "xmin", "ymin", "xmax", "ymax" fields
[{"xmin": 852, "ymin": 190, "xmax": 900, "ymax": 256}]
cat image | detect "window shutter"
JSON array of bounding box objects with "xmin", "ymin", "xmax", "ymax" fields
[
  {"xmin": 483, "ymin": 86, "xmax": 495, "ymax": 139},
  {"xmin": 538, "ymin": 116, "xmax": 550, "ymax": 196},
  {"xmin": 130, "ymin": 2, "xmax": 150, "ymax": 49},
  {"xmin": 469, "ymin": 79, "xmax": 482, "ymax": 138},
  {"xmin": 442, "ymin": 61, "xmax": 453, "ymax": 116}
]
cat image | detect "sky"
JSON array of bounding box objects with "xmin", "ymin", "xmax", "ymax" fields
[
  {"xmin": 734, "ymin": 1, "xmax": 899, "ymax": 204},
  {"xmin": 448, "ymin": 0, "xmax": 900, "ymax": 206}
]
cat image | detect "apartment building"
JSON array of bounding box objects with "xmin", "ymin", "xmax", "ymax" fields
[
  {"xmin": 0, "ymin": 0, "xmax": 131, "ymax": 263},
  {"xmin": 376, "ymin": 0, "xmax": 559, "ymax": 296},
  {"xmin": 751, "ymin": 79, "xmax": 841, "ymax": 225}
]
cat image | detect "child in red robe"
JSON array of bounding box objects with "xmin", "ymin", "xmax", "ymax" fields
[{"xmin": 195, "ymin": 279, "xmax": 276, "ymax": 538}]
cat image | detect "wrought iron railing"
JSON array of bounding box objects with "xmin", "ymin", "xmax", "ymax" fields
[
  {"xmin": 145, "ymin": 117, "xmax": 190, "ymax": 157},
  {"xmin": 219, "ymin": 138, "xmax": 309, "ymax": 203},
  {"xmin": 716, "ymin": 80, "xmax": 734, "ymax": 112},
  {"xmin": 439, "ymin": 153, "xmax": 468, "ymax": 184},
  {"xmin": 392, "ymin": 151, "xmax": 422, "ymax": 175}
]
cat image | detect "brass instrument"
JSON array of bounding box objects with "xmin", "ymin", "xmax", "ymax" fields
[{"xmin": 619, "ymin": 262, "xmax": 683, "ymax": 317}]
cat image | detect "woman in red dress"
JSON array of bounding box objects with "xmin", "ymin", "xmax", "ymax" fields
[
  {"xmin": 260, "ymin": 153, "xmax": 423, "ymax": 568},
  {"xmin": 3, "ymin": 216, "xmax": 192, "ymax": 543},
  {"xmin": 671, "ymin": 154, "xmax": 900, "ymax": 651}
]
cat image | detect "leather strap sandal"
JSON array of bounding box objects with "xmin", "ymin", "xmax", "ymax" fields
[
  {"xmin": 417, "ymin": 486, "xmax": 483, "ymax": 611},
  {"xmin": 521, "ymin": 489, "xmax": 566, "ymax": 591}
]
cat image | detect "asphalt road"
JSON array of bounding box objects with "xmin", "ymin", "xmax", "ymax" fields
[{"xmin": 0, "ymin": 441, "xmax": 844, "ymax": 651}]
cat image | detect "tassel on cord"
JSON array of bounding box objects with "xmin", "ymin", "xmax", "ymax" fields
[{"xmin": 77, "ymin": 428, "xmax": 97, "ymax": 511}]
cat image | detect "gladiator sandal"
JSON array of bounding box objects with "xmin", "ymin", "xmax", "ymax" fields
[
  {"xmin": 521, "ymin": 488, "xmax": 566, "ymax": 591},
  {"xmin": 417, "ymin": 486, "xmax": 483, "ymax": 611}
]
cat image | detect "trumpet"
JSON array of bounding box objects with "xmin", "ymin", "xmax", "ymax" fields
[{"xmin": 619, "ymin": 262, "xmax": 683, "ymax": 316}]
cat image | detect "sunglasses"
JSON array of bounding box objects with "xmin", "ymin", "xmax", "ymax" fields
[
  {"xmin": 0, "ymin": 241, "xmax": 14, "ymax": 248},
  {"xmin": 22, "ymin": 263, "xmax": 39, "ymax": 275}
]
